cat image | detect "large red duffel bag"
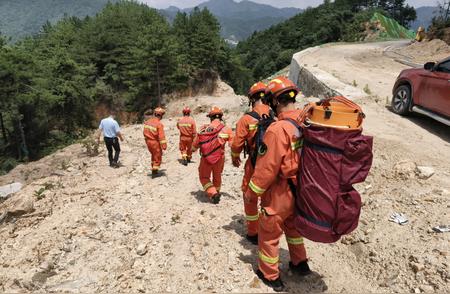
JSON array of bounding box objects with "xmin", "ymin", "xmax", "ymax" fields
[{"xmin": 292, "ymin": 96, "xmax": 373, "ymax": 243}]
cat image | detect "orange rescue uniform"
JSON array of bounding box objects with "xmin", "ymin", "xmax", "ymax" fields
[
  {"xmin": 143, "ymin": 117, "xmax": 167, "ymax": 171},
  {"xmin": 177, "ymin": 116, "xmax": 197, "ymax": 160},
  {"xmin": 194, "ymin": 119, "xmax": 233, "ymax": 198},
  {"xmin": 231, "ymin": 103, "xmax": 271, "ymax": 236},
  {"xmin": 247, "ymin": 109, "xmax": 307, "ymax": 281}
]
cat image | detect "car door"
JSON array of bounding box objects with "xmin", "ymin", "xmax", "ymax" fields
[{"xmin": 419, "ymin": 60, "xmax": 450, "ymax": 117}]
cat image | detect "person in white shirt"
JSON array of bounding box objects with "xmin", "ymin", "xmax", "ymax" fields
[{"xmin": 97, "ymin": 111, "xmax": 124, "ymax": 167}]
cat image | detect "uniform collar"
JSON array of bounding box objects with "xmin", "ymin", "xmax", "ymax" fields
[
  {"xmin": 278, "ymin": 109, "xmax": 301, "ymax": 121},
  {"xmin": 253, "ymin": 103, "xmax": 269, "ymax": 113}
]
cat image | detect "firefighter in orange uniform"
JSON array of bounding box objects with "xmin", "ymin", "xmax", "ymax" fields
[
  {"xmin": 193, "ymin": 106, "xmax": 233, "ymax": 204},
  {"xmin": 143, "ymin": 107, "xmax": 167, "ymax": 177},
  {"xmin": 177, "ymin": 107, "xmax": 197, "ymax": 166},
  {"xmin": 245, "ymin": 77, "xmax": 311, "ymax": 292},
  {"xmin": 231, "ymin": 81, "xmax": 272, "ymax": 245}
]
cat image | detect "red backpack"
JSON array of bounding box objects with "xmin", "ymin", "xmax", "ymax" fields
[
  {"xmin": 198, "ymin": 123, "xmax": 225, "ymax": 164},
  {"xmin": 290, "ymin": 96, "xmax": 373, "ymax": 243}
]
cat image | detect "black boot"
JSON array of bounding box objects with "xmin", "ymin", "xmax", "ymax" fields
[
  {"xmin": 289, "ymin": 260, "xmax": 311, "ymax": 276},
  {"xmin": 182, "ymin": 158, "xmax": 188, "ymax": 166},
  {"xmin": 246, "ymin": 234, "xmax": 258, "ymax": 245},
  {"xmin": 211, "ymin": 193, "xmax": 221, "ymax": 204},
  {"xmin": 256, "ymin": 269, "xmax": 285, "ymax": 292}
]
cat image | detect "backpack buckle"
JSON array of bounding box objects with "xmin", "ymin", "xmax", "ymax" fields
[{"xmin": 324, "ymin": 108, "xmax": 332, "ymax": 119}]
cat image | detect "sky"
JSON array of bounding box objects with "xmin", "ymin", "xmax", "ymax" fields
[{"xmin": 140, "ymin": 0, "xmax": 440, "ymax": 9}]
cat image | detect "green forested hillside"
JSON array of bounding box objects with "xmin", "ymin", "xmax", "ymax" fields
[
  {"xmin": 1, "ymin": 0, "xmax": 301, "ymax": 43},
  {"xmin": 160, "ymin": 0, "xmax": 302, "ymax": 41},
  {"xmin": 0, "ymin": 0, "xmax": 118, "ymax": 42},
  {"xmin": 237, "ymin": 0, "xmax": 416, "ymax": 80},
  {"xmin": 0, "ymin": 1, "xmax": 250, "ymax": 173}
]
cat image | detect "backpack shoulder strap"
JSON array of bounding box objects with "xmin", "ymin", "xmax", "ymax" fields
[
  {"xmin": 282, "ymin": 118, "xmax": 303, "ymax": 149},
  {"xmin": 283, "ymin": 118, "xmax": 301, "ymax": 130},
  {"xmin": 199, "ymin": 123, "xmax": 225, "ymax": 145},
  {"xmin": 216, "ymin": 123, "xmax": 225, "ymax": 132},
  {"xmin": 246, "ymin": 111, "xmax": 261, "ymax": 121},
  {"xmin": 268, "ymin": 109, "xmax": 275, "ymax": 119}
]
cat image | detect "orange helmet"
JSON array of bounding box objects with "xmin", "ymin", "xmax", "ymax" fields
[
  {"xmin": 154, "ymin": 107, "xmax": 165, "ymax": 116},
  {"xmin": 208, "ymin": 106, "xmax": 223, "ymax": 117},
  {"xmin": 267, "ymin": 76, "xmax": 299, "ymax": 99},
  {"xmin": 182, "ymin": 106, "xmax": 191, "ymax": 115},
  {"xmin": 248, "ymin": 82, "xmax": 267, "ymax": 99}
]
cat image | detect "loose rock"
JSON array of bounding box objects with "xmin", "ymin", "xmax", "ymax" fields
[
  {"xmin": 136, "ymin": 243, "xmax": 148, "ymax": 256},
  {"xmin": 419, "ymin": 285, "xmax": 434, "ymax": 293},
  {"xmin": 416, "ymin": 166, "xmax": 435, "ymax": 179},
  {"xmin": 0, "ymin": 182, "xmax": 23, "ymax": 199},
  {"xmin": 410, "ymin": 262, "xmax": 425, "ymax": 273}
]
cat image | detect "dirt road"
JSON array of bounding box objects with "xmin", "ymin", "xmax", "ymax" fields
[{"xmin": 1, "ymin": 43, "xmax": 449, "ymax": 293}]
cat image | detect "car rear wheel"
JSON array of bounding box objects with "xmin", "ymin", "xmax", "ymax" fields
[{"xmin": 391, "ymin": 85, "xmax": 412, "ymax": 115}]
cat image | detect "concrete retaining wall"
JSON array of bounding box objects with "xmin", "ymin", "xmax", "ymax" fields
[
  {"xmin": 288, "ymin": 46, "xmax": 366, "ymax": 101},
  {"xmin": 289, "ymin": 47, "xmax": 340, "ymax": 98}
]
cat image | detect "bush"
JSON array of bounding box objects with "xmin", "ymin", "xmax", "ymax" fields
[
  {"xmin": 0, "ymin": 157, "xmax": 19, "ymax": 175},
  {"xmin": 82, "ymin": 136, "xmax": 100, "ymax": 157}
]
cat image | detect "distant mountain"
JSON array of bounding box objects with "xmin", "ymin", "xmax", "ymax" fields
[
  {"xmin": 0, "ymin": 0, "xmax": 117, "ymax": 42},
  {"xmin": 0, "ymin": 0, "xmax": 301, "ymax": 43},
  {"xmin": 410, "ymin": 6, "xmax": 439, "ymax": 30},
  {"xmin": 160, "ymin": 0, "xmax": 302, "ymax": 42}
]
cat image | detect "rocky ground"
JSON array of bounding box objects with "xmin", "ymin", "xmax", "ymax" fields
[
  {"xmin": 1, "ymin": 43, "xmax": 449, "ymax": 293},
  {"xmin": 393, "ymin": 39, "xmax": 450, "ymax": 64}
]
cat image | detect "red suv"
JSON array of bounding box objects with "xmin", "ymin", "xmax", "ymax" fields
[{"xmin": 391, "ymin": 57, "xmax": 450, "ymax": 126}]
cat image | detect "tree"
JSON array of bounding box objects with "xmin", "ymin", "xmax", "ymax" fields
[
  {"xmin": 428, "ymin": 1, "xmax": 450, "ymax": 44},
  {"xmin": 0, "ymin": 2, "xmax": 243, "ymax": 173}
]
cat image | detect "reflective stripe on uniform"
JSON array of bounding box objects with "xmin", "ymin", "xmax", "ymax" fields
[
  {"xmin": 218, "ymin": 133, "xmax": 229, "ymax": 139},
  {"xmin": 231, "ymin": 151, "xmax": 240, "ymax": 158},
  {"xmin": 272, "ymin": 78, "xmax": 283, "ymax": 84},
  {"xmin": 258, "ymin": 251, "xmax": 279, "ymax": 264},
  {"xmin": 286, "ymin": 236, "xmax": 304, "ymax": 245},
  {"xmin": 178, "ymin": 123, "xmax": 192, "ymax": 127},
  {"xmin": 248, "ymin": 124, "xmax": 257, "ymax": 131},
  {"xmin": 291, "ymin": 140, "xmax": 303, "ymax": 150},
  {"xmin": 203, "ymin": 182, "xmax": 213, "ymax": 191},
  {"xmin": 246, "ymin": 214, "xmax": 259, "ymax": 222},
  {"xmin": 160, "ymin": 140, "xmax": 167, "ymax": 144},
  {"xmin": 144, "ymin": 125, "xmax": 157, "ymax": 132},
  {"xmin": 249, "ymin": 180, "xmax": 265, "ymax": 195}
]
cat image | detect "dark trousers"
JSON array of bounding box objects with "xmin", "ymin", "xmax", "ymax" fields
[{"xmin": 104, "ymin": 137, "xmax": 120, "ymax": 165}]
